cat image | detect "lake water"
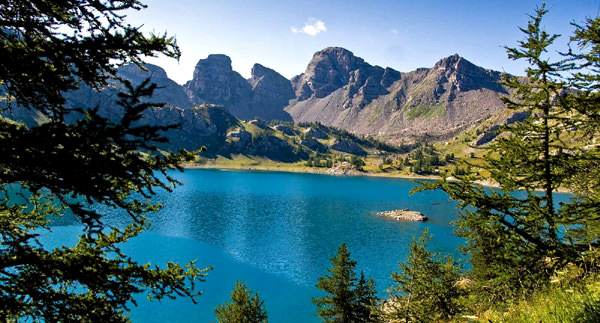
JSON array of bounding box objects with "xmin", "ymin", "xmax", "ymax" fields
[{"xmin": 41, "ymin": 169, "xmax": 465, "ymax": 322}]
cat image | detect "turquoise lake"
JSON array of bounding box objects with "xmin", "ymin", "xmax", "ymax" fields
[{"xmin": 42, "ymin": 169, "xmax": 466, "ymax": 322}]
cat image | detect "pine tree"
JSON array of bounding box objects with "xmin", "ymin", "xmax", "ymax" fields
[
  {"xmin": 0, "ymin": 1, "xmax": 209, "ymax": 321},
  {"xmin": 415, "ymin": 4, "xmax": 600, "ymax": 308},
  {"xmin": 388, "ymin": 229, "xmax": 462, "ymax": 322},
  {"xmin": 354, "ymin": 272, "xmax": 382, "ymax": 323},
  {"xmin": 215, "ymin": 281, "xmax": 268, "ymax": 323},
  {"xmin": 313, "ymin": 243, "xmax": 378, "ymax": 322}
]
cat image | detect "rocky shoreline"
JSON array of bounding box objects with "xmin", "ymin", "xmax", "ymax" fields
[{"xmin": 376, "ymin": 209, "xmax": 428, "ymax": 222}]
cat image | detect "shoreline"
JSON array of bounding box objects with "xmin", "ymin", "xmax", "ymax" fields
[
  {"xmin": 183, "ymin": 163, "xmax": 571, "ymax": 193},
  {"xmin": 183, "ymin": 163, "xmax": 441, "ymax": 181}
]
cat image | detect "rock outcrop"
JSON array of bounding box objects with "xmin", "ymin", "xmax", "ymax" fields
[
  {"xmin": 474, "ymin": 111, "xmax": 530, "ymax": 146},
  {"xmin": 248, "ymin": 64, "xmax": 294, "ymax": 121},
  {"xmin": 301, "ymin": 138, "xmax": 327, "ymax": 153},
  {"xmin": 304, "ymin": 127, "xmax": 329, "ymax": 139},
  {"xmin": 376, "ymin": 209, "xmax": 428, "ymax": 221},
  {"xmin": 184, "ymin": 54, "xmax": 254, "ymax": 119},
  {"xmin": 117, "ymin": 63, "xmax": 193, "ymax": 109},
  {"xmin": 329, "ymin": 139, "xmax": 366, "ymax": 156},
  {"xmin": 290, "ymin": 47, "xmax": 397, "ymax": 108},
  {"xmin": 184, "ymin": 56, "xmax": 293, "ymax": 121},
  {"xmin": 274, "ymin": 124, "xmax": 297, "ymax": 136},
  {"xmin": 326, "ymin": 161, "xmax": 360, "ymax": 175}
]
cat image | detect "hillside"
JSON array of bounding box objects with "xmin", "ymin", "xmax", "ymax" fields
[{"xmin": 287, "ymin": 48, "xmax": 510, "ymax": 144}]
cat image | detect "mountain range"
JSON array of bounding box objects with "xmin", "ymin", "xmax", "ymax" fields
[
  {"xmin": 5, "ymin": 47, "xmax": 515, "ymax": 157},
  {"xmin": 110, "ymin": 47, "xmax": 510, "ymax": 145}
]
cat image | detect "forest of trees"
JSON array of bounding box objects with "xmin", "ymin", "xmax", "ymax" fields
[{"xmin": 1, "ymin": 0, "xmax": 600, "ymax": 322}]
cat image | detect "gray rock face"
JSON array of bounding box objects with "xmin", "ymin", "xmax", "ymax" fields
[
  {"xmin": 248, "ymin": 64, "xmax": 294, "ymax": 121},
  {"xmin": 185, "ymin": 54, "xmax": 254, "ymax": 119},
  {"xmin": 226, "ymin": 128, "xmax": 252, "ymax": 148},
  {"xmin": 432, "ymin": 54, "xmax": 506, "ymax": 94},
  {"xmin": 304, "ymin": 127, "xmax": 329, "ymax": 139},
  {"xmin": 301, "ymin": 138, "xmax": 327, "ymax": 152},
  {"xmin": 184, "ymin": 55, "xmax": 293, "ymax": 121},
  {"xmin": 329, "ymin": 139, "xmax": 366, "ymax": 156},
  {"xmin": 475, "ymin": 125, "xmax": 501, "ymax": 146},
  {"xmin": 248, "ymin": 119, "xmax": 268, "ymax": 129},
  {"xmin": 118, "ymin": 63, "xmax": 193, "ymax": 109},
  {"xmin": 274, "ymin": 124, "xmax": 297, "ymax": 136},
  {"xmin": 506, "ymin": 111, "xmax": 530, "ymax": 124},
  {"xmin": 64, "ymin": 63, "xmax": 193, "ymax": 125},
  {"xmin": 291, "ymin": 47, "xmax": 397, "ymax": 108}
]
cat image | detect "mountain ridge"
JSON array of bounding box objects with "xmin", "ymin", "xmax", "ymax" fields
[
  {"xmin": 9, "ymin": 47, "xmax": 514, "ymax": 148},
  {"xmin": 283, "ymin": 47, "xmax": 510, "ymax": 143}
]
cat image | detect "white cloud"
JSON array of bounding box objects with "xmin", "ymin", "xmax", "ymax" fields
[
  {"xmin": 291, "ymin": 18, "xmax": 326, "ymax": 36},
  {"xmin": 391, "ymin": 29, "xmax": 399, "ymax": 34}
]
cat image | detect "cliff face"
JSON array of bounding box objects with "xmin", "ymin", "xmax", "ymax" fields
[
  {"xmin": 117, "ymin": 63, "xmax": 193, "ymax": 109},
  {"xmin": 285, "ymin": 48, "xmax": 509, "ymax": 143},
  {"xmin": 184, "ymin": 54, "xmax": 253, "ymax": 118},
  {"xmin": 183, "ymin": 55, "xmax": 293, "ymax": 121},
  {"xmin": 248, "ymin": 63, "xmax": 294, "ymax": 121},
  {"xmin": 291, "ymin": 47, "xmax": 398, "ymax": 108}
]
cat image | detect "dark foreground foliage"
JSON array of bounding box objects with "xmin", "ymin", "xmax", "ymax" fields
[{"xmin": 0, "ymin": 1, "xmax": 209, "ymax": 321}]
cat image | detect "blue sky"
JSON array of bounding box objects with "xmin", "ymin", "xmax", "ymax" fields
[{"xmin": 125, "ymin": 0, "xmax": 600, "ymax": 84}]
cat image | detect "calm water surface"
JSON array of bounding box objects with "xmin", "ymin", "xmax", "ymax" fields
[{"xmin": 42, "ymin": 169, "xmax": 465, "ymax": 322}]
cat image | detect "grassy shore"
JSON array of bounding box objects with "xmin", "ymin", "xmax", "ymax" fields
[
  {"xmin": 185, "ymin": 154, "xmax": 445, "ymax": 181},
  {"xmin": 184, "ymin": 155, "xmax": 573, "ymax": 193}
]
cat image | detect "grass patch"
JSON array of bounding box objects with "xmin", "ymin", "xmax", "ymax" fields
[
  {"xmin": 481, "ymin": 273, "xmax": 600, "ymax": 322},
  {"xmin": 405, "ymin": 103, "xmax": 445, "ymax": 120}
]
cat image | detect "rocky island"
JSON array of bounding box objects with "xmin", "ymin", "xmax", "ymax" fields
[{"xmin": 376, "ymin": 209, "xmax": 428, "ymax": 221}]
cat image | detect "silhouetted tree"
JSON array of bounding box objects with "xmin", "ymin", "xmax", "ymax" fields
[{"xmin": 0, "ymin": 1, "xmax": 209, "ymax": 321}]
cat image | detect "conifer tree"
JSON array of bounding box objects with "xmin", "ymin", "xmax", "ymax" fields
[
  {"xmin": 415, "ymin": 4, "xmax": 600, "ymax": 307},
  {"xmin": 354, "ymin": 272, "xmax": 382, "ymax": 323},
  {"xmin": 0, "ymin": 1, "xmax": 209, "ymax": 321},
  {"xmin": 388, "ymin": 229, "xmax": 462, "ymax": 322},
  {"xmin": 215, "ymin": 281, "xmax": 268, "ymax": 323},
  {"xmin": 313, "ymin": 243, "xmax": 379, "ymax": 322}
]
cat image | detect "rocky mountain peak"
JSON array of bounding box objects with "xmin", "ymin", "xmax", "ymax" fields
[
  {"xmin": 184, "ymin": 54, "xmax": 252, "ymax": 114},
  {"xmin": 434, "ymin": 53, "xmax": 461, "ymax": 67},
  {"xmin": 248, "ymin": 63, "xmax": 294, "ymax": 121},
  {"xmin": 250, "ymin": 63, "xmax": 279, "ymax": 83},
  {"xmin": 292, "ymin": 47, "xmax": 398, "ymax": 105},
  {"xmin": 434, "ymin": 54, "xmax": 477, "ymax": 74},
  {"xmin": 430, "ymin": 54, "xmax": 506, "ymax": 93},
  {"xmin": 203, "ymin": 54, "xmax": 233, "ymax": 69},
  {"xmin": 115, "ymin": 63, "xmax": 192, "ymax": 108},
  {"xmin": 118, "ymin": 63, "xmax": 168, "ymax": 80},
  {"xmin": 314, "ymin": 47, "xmax": 365, "ymax": 69}
]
